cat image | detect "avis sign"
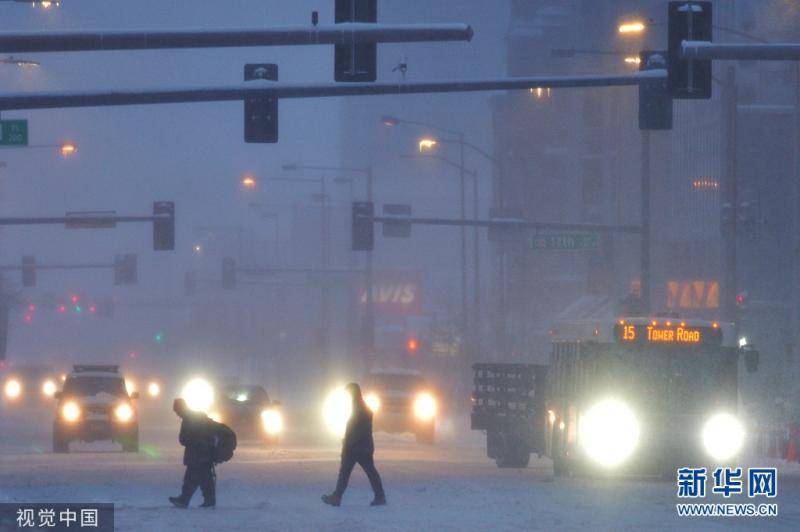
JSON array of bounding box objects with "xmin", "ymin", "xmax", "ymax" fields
[
  {"xmin": 357, "ymin": 271, "xmax": 422, "ymax": 316},
  {"xmin": 0, "ymin": 120, "xmax": 28, "ymax": 146}
]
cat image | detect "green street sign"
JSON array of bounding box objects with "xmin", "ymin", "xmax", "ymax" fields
[
  {"xmin": 0, "ymin": 120, "xmax": 28, "ymax": 146},
  {"xmin": 532, "ymin": 233, "xmax": 599, "ymax": 250}
]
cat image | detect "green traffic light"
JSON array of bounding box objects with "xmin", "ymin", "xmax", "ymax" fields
[
  {"xmin": 154, "ymin": 332, "xmax": 164, "ymax": 344},
  {"xmin": 74, "ymin": 305, "xmax": 83, "ymax": 313}
]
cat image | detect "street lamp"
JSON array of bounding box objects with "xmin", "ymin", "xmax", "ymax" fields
[
  {"xmin": 59, "ymin": 142, "xmax": 77, "ymax": 157},
  {"xmin": 618, "ymin": 21, "xmax": 646, "ymax": 35},
  {"xmin": 418, "ymin": 138, "xmax": 438, "ymax": 153},
  {"xmin": 240, "ymin": 174, "xmax": 257, "ymax": 190}
]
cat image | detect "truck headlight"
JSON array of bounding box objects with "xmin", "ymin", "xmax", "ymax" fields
[
  {"xmin": 180, "ymin": 378, "xmax": 214, "ymax": 413},
  {"xmin": 261, "ymin": 408, "xmax": 283, "ymax": 435},
  {"xmin": 579, "ymin": 398, "xmax": 640, "ymax": 468},
  {"xmin": 322, "ymin": 387, "xmax": 352, "ymax": 437},
  {"xmin": 364, "ymin": 393, "xmax": 381, "ymax": 413},
  {"xmin": 115, "ymin": 403, "xmax": 134, "ymax": 423},
  {"xmin": 4, "ymin": 379, "xmax": 22, "ymax": 399},
  {"xmin": 42, "ymin": 380, "xmax": 57, "ymax": 398},
  {"xmin": 702, "ymin": 413, "xmax": 744, "ymax": 461},
  {"xmin": 62, "ymin": 401, "xmax": 81, "ymax": 422},
  {"xmin": 413, "ymin": 392, "xmax": 437, "ymax": 422}
]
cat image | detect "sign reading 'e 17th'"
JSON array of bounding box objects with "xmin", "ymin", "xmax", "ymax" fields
[{"xmin": 0, "ymin": 120, "xmax": 28, "ymax": 146}]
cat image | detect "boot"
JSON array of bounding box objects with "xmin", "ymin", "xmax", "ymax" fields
[
  {"xmin": 370, "ymin": 496, "xmax": 386, "ymax": 506},
  {"xmin": 199, "ymin": 500, "xmax": 215, "ymax": 508},
  {"xmin": 169, "ymin": 497, "xmax": 188, "ymax": 509},
  {"xmin": 321, "ymin": 494, "xmax": 341, "ymax": 507}
]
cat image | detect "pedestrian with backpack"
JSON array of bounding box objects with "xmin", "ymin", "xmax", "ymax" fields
[
  {"xmin": 322, "ymin": 383, "xmax": 386, "ymax": 507},
  {"xmin": 169, "ymin": 398, "xmax": 236, "ymax": 509}
]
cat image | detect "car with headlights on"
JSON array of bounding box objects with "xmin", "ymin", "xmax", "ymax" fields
[
  {"xmin": 208, "ymin": 384, "xmax": 283, "ymax": 445},
  {"xmin": 53, "ymin": 365, "xmax": 139, "ymax": 453},
  {"xmin": 2, "ymin": 364, "xmax": 61, "ymax": 408},
  {"xmin": 362, "ymin": 370, "xmax": 438, "ymax": 444}
]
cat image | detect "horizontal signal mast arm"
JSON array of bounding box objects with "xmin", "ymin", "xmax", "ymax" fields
[
  {"xmin": 372, "ymin": 215, "xmax": 642, "ymax": 234},
  {"xmin": 682, "ymin": 41, "xmax": 800, "ymax": 61},
  {"xmin": 0, "ymin": 71, "xmax": 664, "ymax": 111},
  {"xmin": 0, "ymin": 23, "xmax": 473, "ymax": 53}
]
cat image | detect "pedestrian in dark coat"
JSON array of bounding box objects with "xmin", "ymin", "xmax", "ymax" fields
[
  {"xmin": 169, "ymin": 398, "xmax": 216, "ymax": 508},
  {"xmin": 322, "ymin": 383, "xmax": 386, "ymax": 507}
]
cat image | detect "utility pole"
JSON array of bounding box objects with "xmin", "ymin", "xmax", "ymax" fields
[
  {"xmin": 723, "ymin": 65, "xmax": 738, "ymax": 328},
  {"xmin": 364, "ymin": 166, "xmax": 375, "ymax": 364},
  {"xmin": 641, "ymin": 130, "xmax": 651, "ymax": 314},
  {"xmin": 458, "ymin": 133, "xmax": 468, "ymax": 353}
]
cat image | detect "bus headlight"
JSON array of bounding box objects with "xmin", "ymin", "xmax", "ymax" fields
[
  {"xmin": 62, "ymin": 401, "xmax": 81, "ymax": 422},
  {"xmin": 180, "ymin": 378, "xmax": 214, "ymax": 413},
  {"xmin": 4, "ymin": 379, "xmax": 22, "ymax": 399},
  {"xmin": 579, "ymin": 398, "xmax": 640, "ymax": 468},
  {"xmin": 322, "ymin": 387, "xmax": 352, "ymax": 438},
  {"xmin": 42, "ymin": 380, "xmax": 57, "ymax": 398},
  {"xmin": 114, "ymin": 403, "xmax": 134, "ymax": 423},
  {"xmin": 702, "ymin": 413, "xmax": 744, "ymax": 461},
  {"xmin": 261, "ymin": 408, "xmax": 283, "ymax": 435},
  {"xmin": 364, "ymin": 393, "xmax": 381, "ymax": 414},
  {"xmin": 413, "ymin": 392, "xmax": 437, "ymax": 422}
]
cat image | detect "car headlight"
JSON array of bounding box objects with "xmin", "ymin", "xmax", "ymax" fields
[
  {"xmin": 115, "ymin": 403, "xmax": 134, "ymax": 423},
  {"xmin": 42, "ymin": 380, "xmax": 57, "ymax": 398},
  {"xmin": 413, "ymin": 392, "xmax": 437, "ymax": 422},
  {"xmin": 62, "ymin": 401, "xmax": 81, "ymax": 422},
  {"xmin": 147, "ymin": 381, "xmax": 161, "ymax": 398},
  {"xmin": 4, "ymin": 379, "xmax": 22, "ymax": 399},
  {"xmin": 261, "ymin": 408, "xmax": 283, "ymax": 435},
  {"xmin": 579, "ymin": 398, "xmax": 640, "ymax": 468},
  {"xmin": 180, "ymin": 378, "xmax": 214, "ymax": 413},
  {"xmin": 323, "ymin": 387, "xmax": 352, "ymax": 438},
  {"xmin": 364, "ymin": 393, "xmax": 381, "ymax": 413},
  {"xmin": 702, "ymin": 413, "xmax": 745, "ymax": 461}
]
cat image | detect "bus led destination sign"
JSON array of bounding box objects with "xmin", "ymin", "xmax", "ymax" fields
[{"xmin": 615, "ymin": 322, "xmax": 722, "ymax": 346}]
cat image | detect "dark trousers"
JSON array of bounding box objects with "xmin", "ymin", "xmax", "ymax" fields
[
  {"xmin": 180, "ymin": 464, "xmax": 215, "ymax": 504},
  {"xmin": 333, "ymin": 450, "xmax": 385, "ymax": 499}
]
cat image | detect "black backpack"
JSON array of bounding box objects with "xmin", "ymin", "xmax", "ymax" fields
[{"xmin": 209, "ymin": 420, "xmax": 237, "ymax": 464}]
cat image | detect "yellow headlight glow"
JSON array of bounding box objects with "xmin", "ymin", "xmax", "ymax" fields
[
  {"xmin": 579, "ymin": 398, "xmax": 640, "ymax": 468},
  {"xmin": 147, "ymin": 382, "xmax": 161, "ymax": 398},
  {"xmin": 261, "ymin": 409, "xmax": 283, "ymax": 435},
  {"xmin": 413, "ymin": 392, "xmax": 437, "ymax": 422},
  {"xmin": 124, "ymin": 379, "xmax": 136, "ymax": 396},
  {"xmin": 364, "ymin": 393, "xmax": 381, "ymax": 413},
  {"xmin": 702, "ymin": 413, "xmax": 745, "ymax": 461},
  {"xmin": 115, "ymin": 403, "xmax": 134, "ymax": 423},
  {"xmin": 42, "ymin": 380, "xmax": 57, "ymax": 397},
  {"xmin": 4, "ymin": 379, "xmax": 22, "ymax": 399},
  {"xmin": 180, "ymin": 378, "xmax": 214, "ymax": 413},
  {"xmin": 323, "ymin": 387, "xmax": 352, "ymax": 437},
  {"xmin": 62, "ymin": 401, "xmax": 81, "ymax": 422},
  {"xmin": 208, "ymin": 411, "xmax": 222, "ymax": 423}
]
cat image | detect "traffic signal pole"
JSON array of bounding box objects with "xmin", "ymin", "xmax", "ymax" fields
[
  {"xmin": 0, "ymin": 71, "xmax": 664, "ymax": 111},
  {"xmin": 0, "ymin": 24, "xmax": 473, "ymax": 53}
]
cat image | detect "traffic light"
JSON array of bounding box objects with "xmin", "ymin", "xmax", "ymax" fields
[
  {"xmin": 21, "ymin": 255, "xmax": 36, "ymax": 287},
  {"xmin": 352, "ymin": 201, "xmax": 374, "ymax": 251},
  {"xmin": 639, "ymin": 51, "xmax": 673, "ymax": 130},
  {"xmin": 668, "ymin": 1, "xmax": 712, "ymax": 99},
  {"xmin": 334, "ymin": 0, "xmax": 377, "ymax": 82},
  {"xmin": 153, "ymin": 201, "xmax": 175, "ymax": 251},
  {"xmin": 244, "ymin": 63, "xmax": 279, "ymax": 143},
  {"xmin": 184, "ymin": 271, "xmax": 196, "ymax": 297},
  {"xmin": 222, "ymin": 258, "xmax": 236, "ymax": 290},
  {"xmin": 114, "ymin": 254, "xmax": 138, "ymax": 285}
]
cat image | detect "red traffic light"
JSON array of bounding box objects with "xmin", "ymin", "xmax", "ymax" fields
[
  {"xmin": 70, "ymin": 294, "xmax": 80, "ymax": 305},
  {"xmin": 57, "ymin": 304, "xmax": 67, "ymax": 313}
]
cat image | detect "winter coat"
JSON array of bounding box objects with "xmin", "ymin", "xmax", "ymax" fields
[
  {"xmin": 179, "ymin": 411, "xmax": 214, "ymax": 467},
  {"xmin": 343, "ymin": 404, "xmax": 375, "ymax": 456}
]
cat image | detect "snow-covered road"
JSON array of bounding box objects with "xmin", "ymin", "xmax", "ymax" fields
[{"xmin": 1, "ymin": 412, "xmax": 799, "ymax": 531}]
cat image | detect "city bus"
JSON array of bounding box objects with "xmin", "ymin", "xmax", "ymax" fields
[{"xmin": 546, "ymin": 317, "xmax": 758, "ymax": 477}]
